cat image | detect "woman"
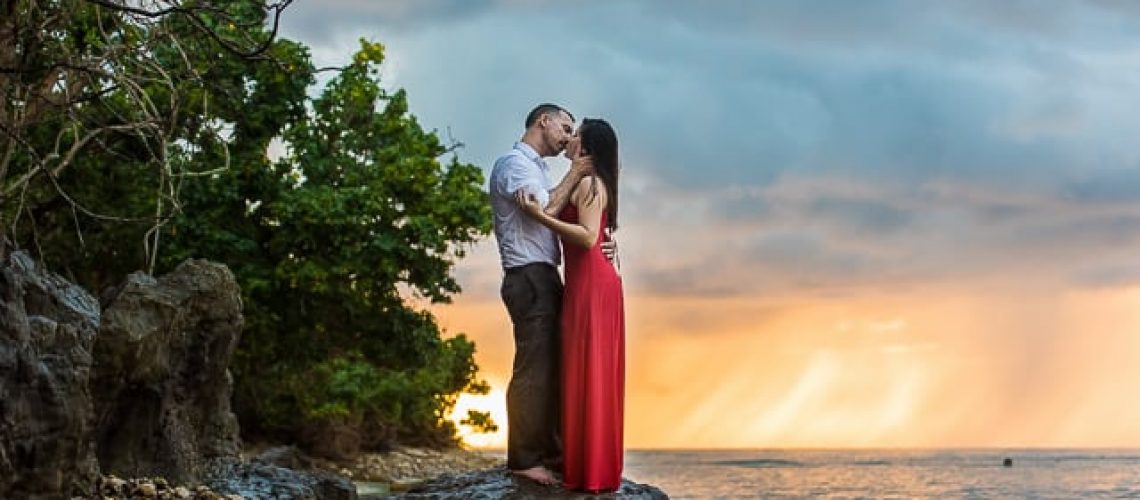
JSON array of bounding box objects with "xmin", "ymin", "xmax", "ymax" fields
[{"xmin": 516, "ymin": 118, "xmax": 625, "ymax": 492}]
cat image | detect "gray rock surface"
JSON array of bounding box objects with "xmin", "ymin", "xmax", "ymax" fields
[
  {"xmin": 394, "ymin": 466, "xmax": 669, "ymax": 500},
  {"xmin": 0, "ymin": 251, "xmax": 101, "ymax": 498},
  {"xmin": 206, "ymin": 457, "xmax": 358, "ymax": 500},
  {"xmin": 3, "ymin": 253, "xmax": 356, "ymax": 499},
  {"xmin": 91, "ymin": 259, "xmax": 244, "ymax": 484}
]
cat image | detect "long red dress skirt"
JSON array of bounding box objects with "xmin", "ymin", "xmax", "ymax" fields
[{"xmin": 559, "ymin": 206, "xmax": 625, "ymax": 492}]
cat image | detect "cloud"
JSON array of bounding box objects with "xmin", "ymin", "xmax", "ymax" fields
[
  {"xmin": 621, "ymin": 172, "xmax": 1140, "ymax": 297},
  {"xmin": 274, "ymin": 1, "xmax": 1140, "ymax": 298},
  {"xmin": 275, "ymin": 2, "xmax": 1140, "ymax": 449},
  {"xmin": 278, "ymin": 0, "xmax": 495, "ymax": 43},
  {"xmin": 280, "ymin": 0, "xmax": 1140, "ymax": 194}
]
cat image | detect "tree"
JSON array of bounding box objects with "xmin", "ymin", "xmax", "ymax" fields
[
  {"xmin": 161, "ymin": 39, "xmax": 495, "ymax": 452},
  {"xmin": 0, "ymin": 0, "xmax": 293, "ymax": 288},
  {"xmin": 2, "ymin": 0, "xmax": 496, "ymax": 452}
]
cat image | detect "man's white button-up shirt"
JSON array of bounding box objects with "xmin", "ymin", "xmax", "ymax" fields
[{"xmin": 490, "ymin": 142, "xmax": 561, "ymax": 270}]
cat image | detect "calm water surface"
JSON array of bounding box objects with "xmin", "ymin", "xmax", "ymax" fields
[{"xmin": 618, "ymin": 449, "xmax": 1140, "ymax": 499}]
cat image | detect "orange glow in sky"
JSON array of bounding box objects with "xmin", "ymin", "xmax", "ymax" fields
[{"xmin": 443, "ymin": 251, "xmax": 1140, "ymax": 449}]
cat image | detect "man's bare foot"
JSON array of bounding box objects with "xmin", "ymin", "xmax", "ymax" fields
[{"xmin": 511, "ymin": 466, "xmax": 558, "ymax": 486}]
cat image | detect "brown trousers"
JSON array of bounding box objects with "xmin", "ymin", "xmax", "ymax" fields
[{"xmin": 500, "ymin": 262, "xmax": 563, "ymax": 471}]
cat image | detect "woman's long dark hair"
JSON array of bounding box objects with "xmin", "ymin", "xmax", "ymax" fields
[{"xmin": 579, "ymin": 118, "xmax": 619, "ymax": 232}]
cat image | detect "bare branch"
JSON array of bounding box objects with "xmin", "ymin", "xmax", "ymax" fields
[
  {"xmin": 4, "ymin": 0, "xmax": 292, "ymax": 269},
  {"xmin": 80, "ymin": 0, "xmax": 293, "ymax": 59},
  {"xmin": 77, "ymin": 0, "xmax": 181, "ymax": 18}
]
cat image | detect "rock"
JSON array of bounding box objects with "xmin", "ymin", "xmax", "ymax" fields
[
  {"xmin": 91, "ymin": 259, "xmax": 244, "ymax": 484},
  {"xmin": 204, "ymin": 457, "xmax": 357, "ymax": 500},
  {"xmin": 303, "ymin": 420, "xmax": 363, "ymax": 460},
  {"xmin": 3, "ymin": 252, "xmax": 356, "ymax": 499},
  {"xmin": 400, "ymin": 466, "xmax": 669, "ymax": 499},
  {"xmin": 389, "ymin": 477, "xmax": 427, "ymax": 492},
  {"xmin": 0, "ymin": 251, "xmax": 101, "ymax": 498},
  {"xmin": 253, "ymin": 445, "xmax": 316, "ymax": 471},
  {"xmin": 403, "ymin": 448, "xmax": 430, "ymax": 458},
  {"xmin": 137, "ymin": 481, "xmax": 157, "ymax": 497},
  {"xmin": 101, "ymin": 475, "xmax": 127, "ymax": 495}
]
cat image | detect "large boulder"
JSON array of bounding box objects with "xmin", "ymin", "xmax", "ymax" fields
[
  {"xmin": 0, "ymin": 251, "xmax": 100, "ymax": 498},
  {"xmin": 91, "ymin": 259, "xmax": 244, "ymax": 484},
  {"xmin": 2, "ymin": 252, "xmax": 355, "ymax": 499}
]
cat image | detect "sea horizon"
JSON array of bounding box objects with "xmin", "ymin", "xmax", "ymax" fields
[
  {"xmin": 470, "ymin": 446, "xmax": 1140, "ymax": 452},
  {"xmin": 469, "ymin": 448, "xmax": 1140, "ymax": 498}
]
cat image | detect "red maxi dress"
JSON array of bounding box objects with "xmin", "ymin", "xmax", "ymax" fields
[{"xmin": 559, "ymin": 205, "xmax": 625, "ymax": 492}]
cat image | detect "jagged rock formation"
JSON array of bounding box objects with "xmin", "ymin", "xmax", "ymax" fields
[
  {"xmin": 1, "ymin": 252, "xmax": 355, "ymax": 499},
  {"xmin": 92, "ymin": 259, "xmax": 244, "ymax": 484}
]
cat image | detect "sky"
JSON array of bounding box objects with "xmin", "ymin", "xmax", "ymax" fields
[{"xmin": 278, "ymin": 0, "xmax": 1140, "ymax": 449}]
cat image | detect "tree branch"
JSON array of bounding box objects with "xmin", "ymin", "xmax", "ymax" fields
[{"xmin": 80, "ymin": 0, "xmax": 293, "ymax": 59}]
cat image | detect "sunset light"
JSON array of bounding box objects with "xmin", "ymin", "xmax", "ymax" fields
[{"xmin": 443, "ymin": 265, "xmax": 1140, "ymax": 449}]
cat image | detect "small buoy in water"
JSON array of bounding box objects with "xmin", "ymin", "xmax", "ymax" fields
[{"xmin": 1003, "ymin": 457, "xmax": 1013, "ymax": 467}]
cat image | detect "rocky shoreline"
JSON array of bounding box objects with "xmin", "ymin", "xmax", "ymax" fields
[
  {"xmin": 89, "ymin": 475, "xmax": 236, "ymax": 499},
  {"xmin": 3, "ymin": 250, "xmax": 666, "ymax": 499},
  {"xmin": 83, "ymin": 446, "xmax": 668, "ymax": 499}
]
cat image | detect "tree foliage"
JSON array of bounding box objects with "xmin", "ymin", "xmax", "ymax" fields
[
  {"xmin": 164, "ymin": 39, "xmax": 494, "ymax": 449},
  {"xmin": 2, "ymin": 0, "xmax": 495, "ymax": 452}
]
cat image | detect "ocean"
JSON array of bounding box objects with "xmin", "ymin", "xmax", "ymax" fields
[{"xmin": 617, "ymin": 449, "xmax": 1140, "ymax": 498}]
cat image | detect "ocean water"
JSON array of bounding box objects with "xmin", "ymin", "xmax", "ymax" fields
[{"xmin": 618, "ymin": 449, "xmax": 1140, "ymax": 499}]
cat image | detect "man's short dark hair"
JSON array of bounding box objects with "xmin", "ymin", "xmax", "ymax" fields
[{"xmin": 525, "ymin": 103, "xmax": 573, "ymax": 129}]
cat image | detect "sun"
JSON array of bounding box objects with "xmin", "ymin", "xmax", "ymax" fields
[{"xmin": 449, "ymin": 386, "xmax": 509, "ymax": 449}]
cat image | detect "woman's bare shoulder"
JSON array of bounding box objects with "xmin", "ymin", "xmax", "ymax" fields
[{"xmin": 572, "ymin": 176, "xmax": 608, "ymax": 206}]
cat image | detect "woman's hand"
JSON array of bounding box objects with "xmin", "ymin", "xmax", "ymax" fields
[
  {"xmin": 570, "ymin": 155, "xmax": 594, "ymax": 179},
  {"xmin": 514, "ymin": 189, "xmax": 544, "ymax": 217}
]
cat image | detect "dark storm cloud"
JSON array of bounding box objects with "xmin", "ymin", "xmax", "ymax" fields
[
  {"xmin": 276, "ymin": 1, "xmax": 1140, "ymax": 294},
  {"xmin": 283, "ymin": 0, "xmax": 1137, "ymax": 188}
]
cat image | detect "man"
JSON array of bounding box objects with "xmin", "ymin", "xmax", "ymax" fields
[{"xmin": 490, "ymin": 103, "xmax": 594, "ymax": 485}]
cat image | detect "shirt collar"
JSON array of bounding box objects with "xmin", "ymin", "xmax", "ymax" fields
[{"xmin": 513, "ymin": 141, "xmax": 548, "ymax": 170}]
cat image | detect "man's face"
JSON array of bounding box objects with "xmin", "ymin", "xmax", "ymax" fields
[
  {"xmin": 563, "ymin": 126, "xmax": 582, "ymax": 160},
  {"xmin": 542, "ymin": 111, "xmax": 575, "ymax": 156}
]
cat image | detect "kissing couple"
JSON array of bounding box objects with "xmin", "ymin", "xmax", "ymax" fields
[{"xmin": 490, "ymin": 103, "xmax": 626, "ymax": 493}]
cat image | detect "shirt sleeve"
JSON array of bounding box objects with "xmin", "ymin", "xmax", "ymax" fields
[{"xmin": 500, "ymin": 156, "xmax": 551, "ymax": 208}]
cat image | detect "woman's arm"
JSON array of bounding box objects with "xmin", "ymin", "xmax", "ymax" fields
[
  {"xmin": 517, "ymin": 176, "xmax": 607, "ymax": 249},
  {"xmin": 542, "ymin": 155, "xmax": 594, "ymax": 217}
]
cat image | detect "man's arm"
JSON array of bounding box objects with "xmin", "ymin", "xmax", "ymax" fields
[{"xmin": 542, "ymin": 156, "xmax": 593, "ymax": 217}]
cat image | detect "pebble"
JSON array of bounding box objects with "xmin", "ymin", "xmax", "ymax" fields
[
  {"xmin": 137, "ymin": 482, "xmax": 157, "ymax": 497},
  {"xmin": 303, "ymin": 445, "xmax": 502, "ymax": 493},
  {"xmin": 92, "ymin": 474, "xmax": 230, "ymax": 499},
  {"xmin": 87, "ymin": 446, "xmax": 501, "ymax": 498}
]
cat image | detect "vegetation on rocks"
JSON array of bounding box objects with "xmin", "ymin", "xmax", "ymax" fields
[{"xmin": 1, "ymin": 0, "xmax": 495, "ymax": 455}]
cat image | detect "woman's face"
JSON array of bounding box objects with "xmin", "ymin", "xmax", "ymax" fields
[{"xmin": 563, "ymin": 127, "xmax": 583, "ymax": 159}]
